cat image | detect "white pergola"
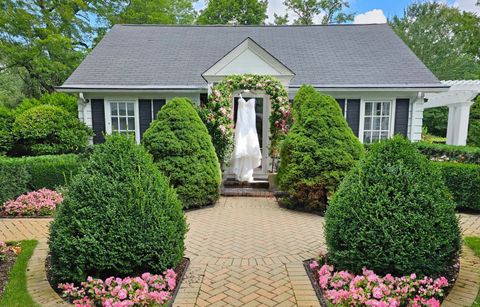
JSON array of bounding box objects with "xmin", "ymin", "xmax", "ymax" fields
[{"xmin": 424, "ymin": 80, "xmax": 480, "ymax": 146}]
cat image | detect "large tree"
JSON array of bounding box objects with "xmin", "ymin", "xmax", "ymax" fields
[
  {"xmin": 391, "ymin": 2, "xmax": 480, "ymax": 137},
  {"xmin": 197, "ymin": 0, "xmax": 268, "ymax": 25},
  {"xmin": 283, "ymin": 0, "xmax": 354, "ymax": 25},
  {"xmin": 390, "ymin": 2, "xmax": 480, "ymax": 80},
  {"xmin": 111, "ymin": 0, "xmax": 196, "ymax": 25},
  {"xmin": 0, "ymin": 0, "xmax": 197, "ymax": 98}
]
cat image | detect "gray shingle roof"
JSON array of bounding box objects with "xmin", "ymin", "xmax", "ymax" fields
[{"xmin": 60, "ymin": 24, "xmax": 445, "ymax": 90}]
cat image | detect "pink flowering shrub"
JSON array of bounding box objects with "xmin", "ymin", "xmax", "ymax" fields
[
  {"xmin": 58, "ymin": 270, "xmax": 177, "ymax": 307},
  {"xmin": 310, "ymin": 260, "xmax": 449, "ymax": 307},
  {"xmin": 2, "ymin": 188, "xmax": 62, "ymax": 216}
]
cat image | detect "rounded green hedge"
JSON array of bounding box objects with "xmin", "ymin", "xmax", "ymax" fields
[
  {"xmin": 12, "ymin": 105, "xmax": 92, "ymax": 156},
  {"xmin": 143, "ymin": 98, "xmax": 221, "ymax": 209},
  {"xmin": 277, "ymin": 85, "xmax": 364, "ymax": 213},
  {"xmin": 325, "ymin": 136, "xmax": 461, "ymax": 277},
  {"xmin": 49, "ymin": 135, "xmax": 187, "ymax": 284}
]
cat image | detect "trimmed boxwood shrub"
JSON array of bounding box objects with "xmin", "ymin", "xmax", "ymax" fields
[
  {"xmin": 143, "ymin": 98, "xmax": 221, "ymax": 209},
  {"xmin": 12, "ymin": 105, "xmax": 92, "ymax": 156},
  {"xmin": 277, "ymin": 85, "xmax": 364, "ymax": 213},
  {"xmin": 435, "ymin": 162, "xmax": 480, "ymax": 211},
  {"xmin": 0, "ymin": 157, "xmax": 30, "ymax": 204},
  {"xmin": 0, "ymin": 106, "xmax": 14, "ymax": 155},
  {"xmin": 49, "ymin": 135, "xmax": 187, "ymax": 284},
  {"xmin": 414, "ymin": 142, "xmax": 480, "ymax": 164},
  {"xmin": 325, "ymin": 136, "xmax": 461, "ymax": 277}
]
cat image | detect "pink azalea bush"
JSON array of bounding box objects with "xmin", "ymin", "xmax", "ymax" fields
[
  {"xmin": 310, "ymin": 260, "xmax": 449, "ymax": 307},
  {"xmin": 2, "ymin": 188, "xmax": 62, "ymax": 216},
  {"xmin": 58, "ymin": 270, "xmax": 177, "ymax": 307}
]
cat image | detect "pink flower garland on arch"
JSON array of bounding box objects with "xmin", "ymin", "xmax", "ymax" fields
[{"xmin": 203, "ymin": 74, "xmax": 292, "ymax": 166}]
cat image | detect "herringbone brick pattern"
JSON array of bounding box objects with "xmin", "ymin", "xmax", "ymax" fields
[
  {"xmin": 459, "ymin": 213, "xmax": 480, "ymax": 236},
  {"xmin": 174, "ymin": 197, "xmax": 324, "ymax": 306}
]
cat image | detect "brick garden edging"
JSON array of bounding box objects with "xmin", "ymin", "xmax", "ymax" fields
[
  {"xmin": 26, "ymin": 238, "xmax": 70, "ymax": 306},
  {"xmin": 442, "ymin": 246, "xmax": 480, "ymax": 307}
]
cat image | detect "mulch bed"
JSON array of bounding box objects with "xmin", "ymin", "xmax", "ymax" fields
[
  {"xmin": 303, "ymin": 258, "xmax": 460, "ymax": 307},
  {"xmin": 46, "ymin": 255, "xmax": 190, "ymax": 306},
  {"xmin": 0, "ymin": 250, "xmax": 18, "ymax": 298}
]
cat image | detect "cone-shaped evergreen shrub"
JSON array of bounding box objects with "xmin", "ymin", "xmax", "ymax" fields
[
  {"xmin": 277, "ymin": 85, "xmax": 364, "ymax": 213},
  {"xmin": 325, "ymin": 136, "xmax": 461, "ymax": 277},
  {"xmin": 142, "ymin": 98, "xmax": 221, "ymax": 209},
  {"xmin": 49, "ymin": 135, "xmax": 186, "ymax": 284}
]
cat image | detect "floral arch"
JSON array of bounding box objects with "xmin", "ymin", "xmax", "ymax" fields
[{"xmin": 202, "ymin": 74, "xmax": 292, "ymax": 166}]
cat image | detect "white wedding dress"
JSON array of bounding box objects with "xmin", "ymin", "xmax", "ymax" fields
[{"xmin": 232, "ymin": 96, "xmax": 262, "ymax": 182}]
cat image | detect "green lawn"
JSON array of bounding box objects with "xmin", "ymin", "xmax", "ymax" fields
[
  {"xmin": 0, "ymin": 240, "xmax": 39, "ymax": 307},
  {"xmin": 465, "ymin": 236, "xmax": 480, "ymax": 307}
]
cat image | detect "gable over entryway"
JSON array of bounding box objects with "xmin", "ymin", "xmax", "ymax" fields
[{"xmin": 202, "ymin": 38, "xmax": 295, "ymax": 86}]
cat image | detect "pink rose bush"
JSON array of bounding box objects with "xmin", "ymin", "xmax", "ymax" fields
[
  {"xmin": 58, "ymin": 270, "xmax": 177, "ymax": 307},
  {"xmin": 310, "ymin": 260, "xmax": 449, "ymax": 307},
  {"xmin": 2, "ymin": 188, "xmax": 62, "ymax": 216}
]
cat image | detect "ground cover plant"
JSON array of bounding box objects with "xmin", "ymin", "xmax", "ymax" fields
[
  {"xmin": 1, "ymin": 188, "xmax": 62, "ymax": 217},
  {"xmin": 59, "ymin": 270, "xmax": 177, "ymax": 306},
  {"xmin": 277, "ymin": 85, "xmax": 364, "ymax": 213},
  {"xmin": 49, "ymin": 134, "xmax": 187, "ymax": 285},
  {"xmin": 143, "ymin": 97, "xmax": 221, "ymax": 209},
  {"xmin": 325, "ymin": 136, "xmax": 461, "ymax": 277},
  {"xmin": 0, "ymin": 240, "xmax": 39, "ymax": 307}
]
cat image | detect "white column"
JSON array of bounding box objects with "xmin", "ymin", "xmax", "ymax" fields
[{"xmin": 446, "ymin": 102, "xmax": 473, "ymax": 146}]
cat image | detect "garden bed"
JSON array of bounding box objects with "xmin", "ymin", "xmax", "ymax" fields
[
  {"xmin": 0, "ymin": 248, "xmax": 17, "ymax": 297},
  {"xmin": 46, "ymin": 256, "xmax": 190, "ymax": 306},
  {"xmin": 303, "ymin": 257, "xmax": 459, "ymax": 306}
]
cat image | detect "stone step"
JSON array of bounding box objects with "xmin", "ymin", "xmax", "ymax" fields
[
  {"xmin": 222, "ymin": 179, "xmax": 269, "ymax": 189},
  {"xmin": 221, "ymin": 187, "xmax": 274, "ymax": 197}
]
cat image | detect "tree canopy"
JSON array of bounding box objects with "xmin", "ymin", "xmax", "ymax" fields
[
  {"xmin": 197, "ymin": 0, "xmax": 268, "ymax": 25},
  {"xmin": 283, "ymin": 0, "xmax": 354, "ymax": 25},
  {"xmin": 390, "ymin": 2, "xmax": 480, "ymax": 80},
  {"xmin": 0, "ymin": 0, "xmax": 197, "ymax": 98}
]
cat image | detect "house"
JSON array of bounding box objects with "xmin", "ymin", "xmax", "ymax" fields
[{"xmin": 57, "ymin": 24, "xmax": 448, "ymax": 176}]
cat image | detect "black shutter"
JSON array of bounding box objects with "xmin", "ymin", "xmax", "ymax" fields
[
  {"xmin": 394, "ymin": 99, "xmax": 410, "ymax": 137},
  {"xmin": 152, "ymin": 99, "xmax": 166, "ymax": 119},
  {"xmin": 139, "ymin": 99, "xmax": 152, "ymax": 138},
  {"xmin": 336, "ymin": 99, "xmax": 346, "ymax": 117},
  {"xmin": 346, "ymin": 99, "xmax": 360, "ymax": 137},
  {"xmin": 91, "ymin": 99, "xmax": 105, "ymax": 144}
]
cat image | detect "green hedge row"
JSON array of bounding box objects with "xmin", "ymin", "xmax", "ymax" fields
[
  {"xmin": 415, "ymin": 142, "xmax": 480, "ymax": 164},
  {"xmin": 0, "ymin": 154, "xmax": 84, "ymax": 204},
  {"xmin": 435, "ymin": 162, "xmax": 480, "ymax": 211}
]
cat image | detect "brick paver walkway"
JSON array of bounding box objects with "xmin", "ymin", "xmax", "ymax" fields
[
  {"xmin": 0, "ymin": 200, "xmax": 480, "ymax": 306},
  {"xmin": 175, "ymin": 197, "xmax": 324, "ymax": 307}
]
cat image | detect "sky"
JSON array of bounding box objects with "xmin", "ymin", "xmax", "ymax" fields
[{"xmin": 193, "ymin": 0, "xmax": 480, "ymax": 24}]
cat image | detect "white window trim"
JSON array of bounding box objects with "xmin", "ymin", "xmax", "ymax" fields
[
  {"xmin": 104, "ymin": 98, "xmax": 140, "ymax": 144},
  {"xmin": 359, "ymin": 99, "xmax": 396, "ymax": 144}
]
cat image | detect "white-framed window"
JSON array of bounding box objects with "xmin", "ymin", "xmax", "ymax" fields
[
  {"xmin": 362, "ymin": 101, "xmax": 394, "ymax": 144},
  {"xmin": 105, "ymin": 99, "xmax": 140, "ymax": 143}
]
